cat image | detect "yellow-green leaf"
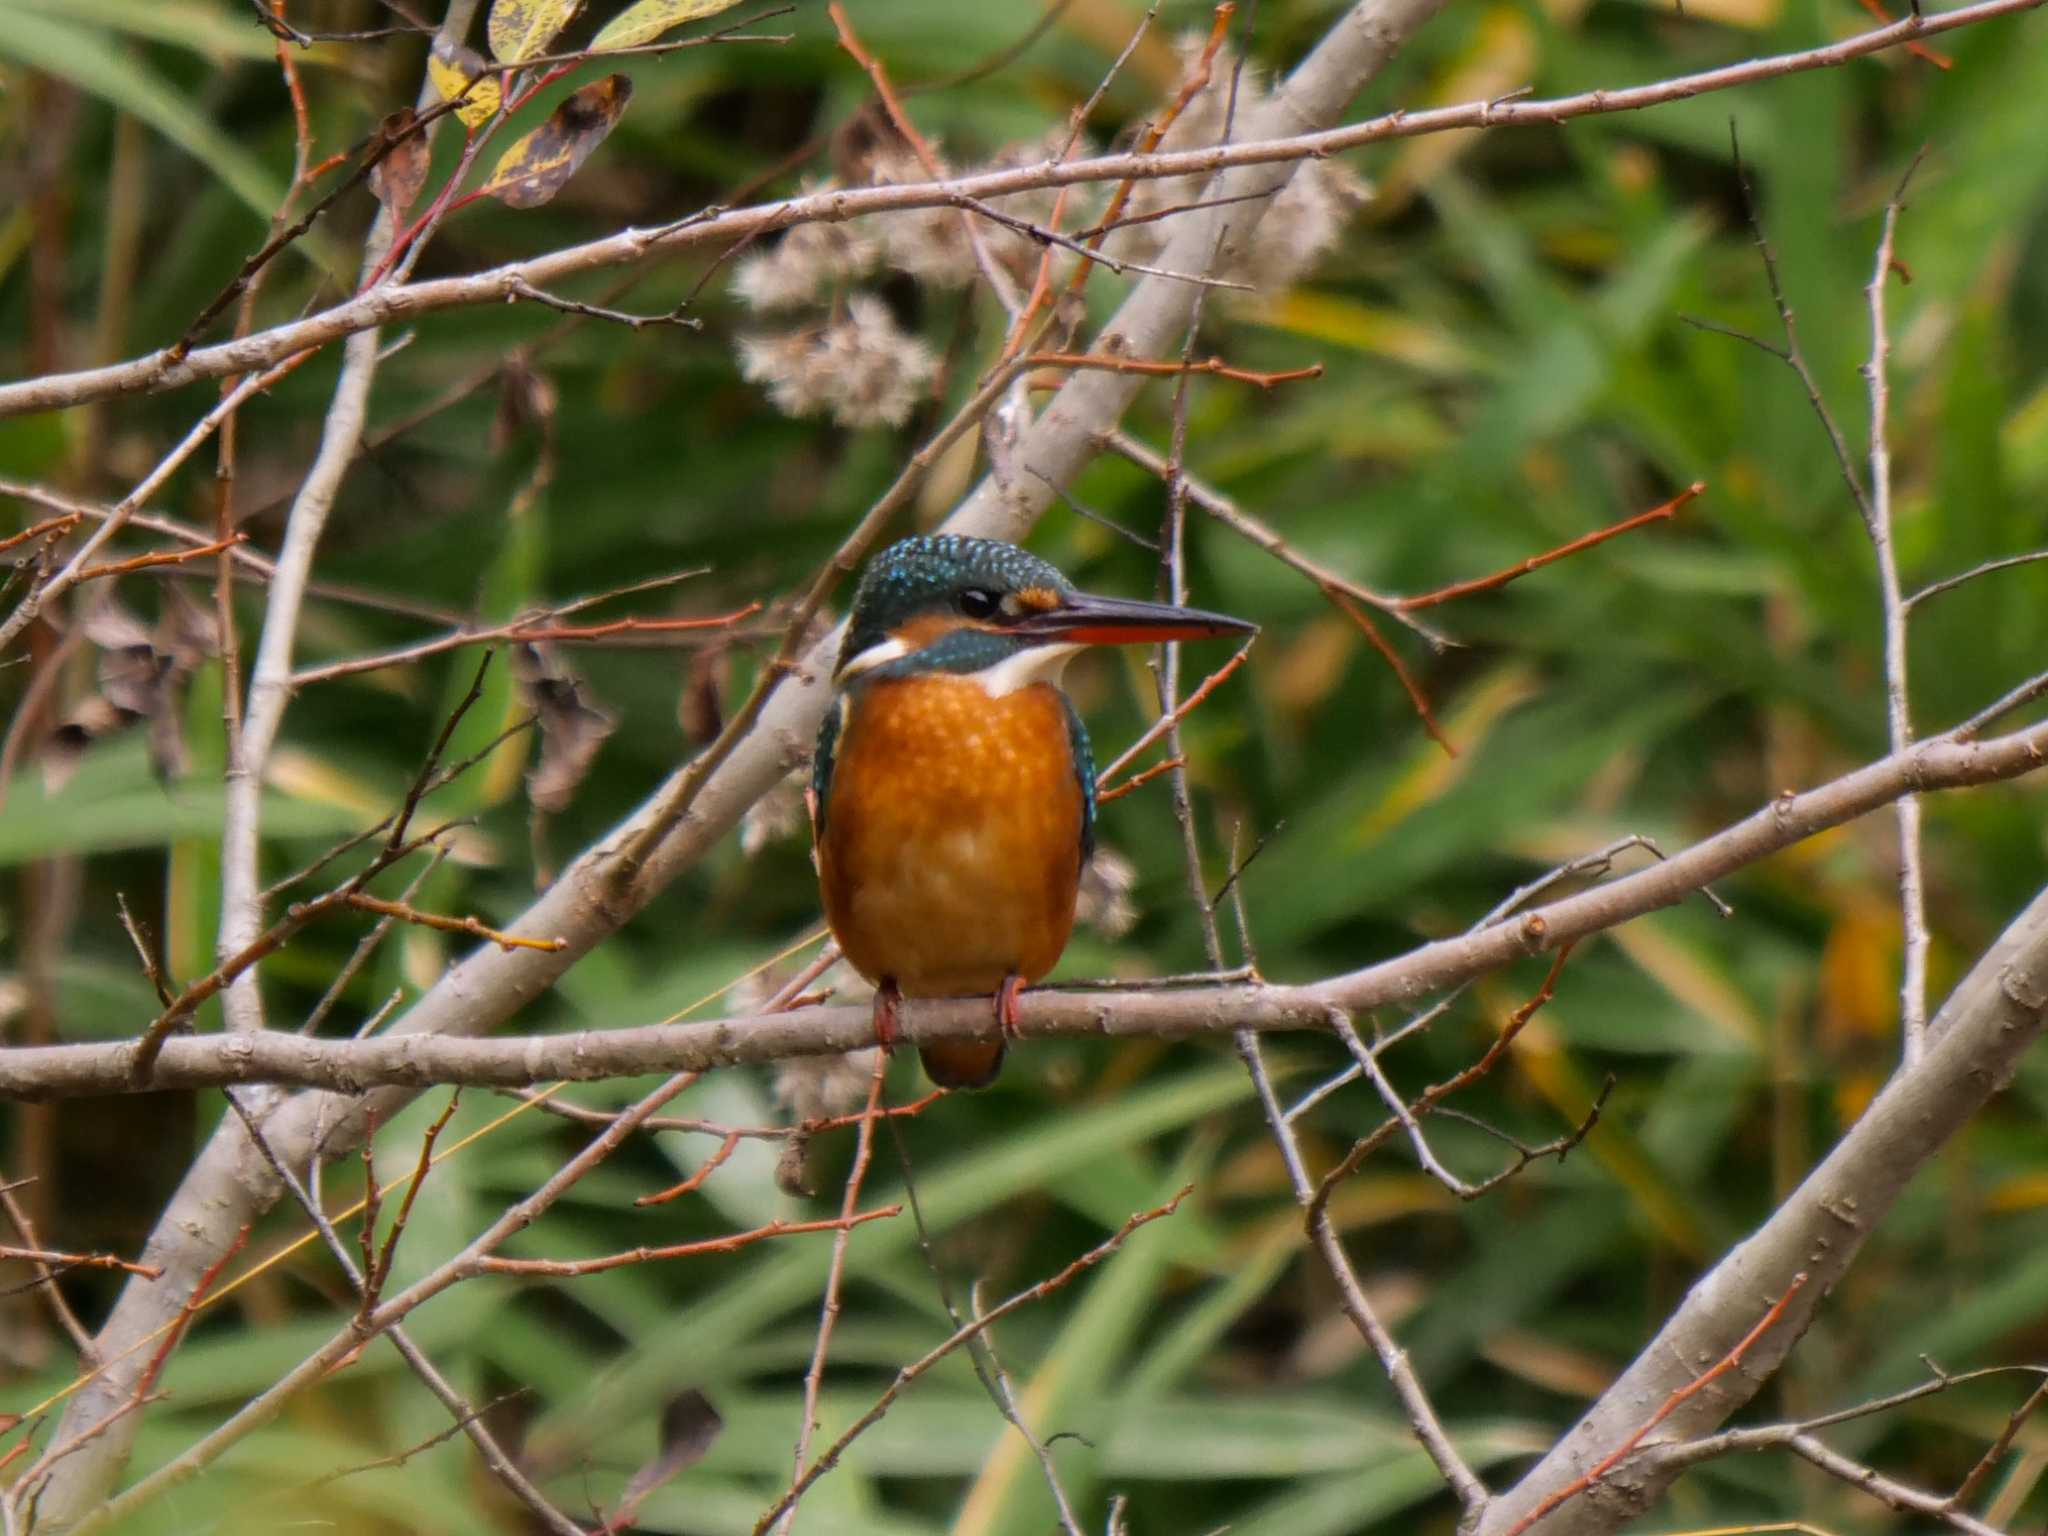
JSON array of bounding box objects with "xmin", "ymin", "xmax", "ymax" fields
[
  {"xmin": 428, "ymin": 38, "xmax": 503, "ymax": 130},
  {"xmin": 477, "ymin": 74, "xmax": 634, "ymax": 209},
  {"xmin": 589, "ymin": 0, "xmax": 746, "ymax": 52},
  {"xmin": 487, "ymin": 0, "xmax": 582, "ymax": 63}
]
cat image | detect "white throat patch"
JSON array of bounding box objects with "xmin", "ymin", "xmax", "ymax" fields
[
  {"xmin": 971, "ymin": 642, "xmax": 1081, "ymax": 697},
  {"xmin": 835, "ymin": 637, "xmax": 1081, "ymax": 696},
  {"xmin": 833, "ymin": 635, "xmax": 911, "ymax": 686}
]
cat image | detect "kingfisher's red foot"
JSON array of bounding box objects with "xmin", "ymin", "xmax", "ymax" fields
[
  {"xmin": 872, "ymin": 979, "xmax": 903, "ymax": 1054},
  {"xmin": 994, "ymin": 973, "xmax": 1026, "ymax": 1040}
]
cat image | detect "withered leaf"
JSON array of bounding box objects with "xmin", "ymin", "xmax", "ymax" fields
[
  {"xmin": 613, "ymin": 1389, "xmax": 722, "ymax": 1524},
  {"xmin": 44, "ymin": 595, "xmax": 219, "ymax": 791},
  {"xmin": 487, "ymin": 0, "xmax": 582, "ymax": 64},
  {"xmin": 153, "ymin": 586, "xmax": 220, "ymax": 673},
  {"xmin": 427, "ymin": 38, "xmax": 504, "ymax": 130},
  {"xmin": 512, "ymin": 644, "xmax": 616, "ymax": 814},
  {"xmin": 44, "ymin": 697, "xmax": 130, "ymax": 795},
  {"xmin": 478, "ymin": 74, "xmax": 633, "ymax": 210},
  {"xmin": 84, "ymin": 600, "xmax": 168, "ymax": 719},
  {"xmin": 368, "ymin": 108, "xmax": 431, "ymax": 213},
  {"xmin": 677, "ymin": 646, "xmax": 728, "ymax": 744},
  {"xmin": 590, "ymin": 0, "xmax": 747, "ymax": 53}
]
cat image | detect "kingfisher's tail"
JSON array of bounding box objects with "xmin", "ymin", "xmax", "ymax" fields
[{"xmin": 919, "ymin": 1040, "xmax": 1005, "ymax": 1090}]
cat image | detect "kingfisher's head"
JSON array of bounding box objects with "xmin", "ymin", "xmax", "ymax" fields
[{"xmin": 834, "ymin": 535, "xmax": 1255, "ymax": 692}]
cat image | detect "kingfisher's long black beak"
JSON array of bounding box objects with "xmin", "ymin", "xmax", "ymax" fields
[{"xmin": 1016, "ymin": 590, "xmax": 1257, "ymax": 647}]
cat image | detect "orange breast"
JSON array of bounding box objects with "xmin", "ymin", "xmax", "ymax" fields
[{"xmin": 818, "ymin": 674, "xmax": 1084, "ymax": 999}]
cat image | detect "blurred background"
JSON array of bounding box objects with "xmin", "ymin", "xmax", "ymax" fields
[{"xmin": 3, "ymin": 0, "xmax": 2048, "ymax": 1530}]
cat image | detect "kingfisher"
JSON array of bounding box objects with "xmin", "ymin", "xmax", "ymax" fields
[{"xmin": 810, "ymin": 534, "xmax": 1255, "ymax": 1089}]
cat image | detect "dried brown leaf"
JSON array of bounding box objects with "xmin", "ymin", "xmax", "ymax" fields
[
  {"xmin": 488, "ymin": 0, "xmax": 582, "ymax": 64},
  {"xmin": 512, "ymin": 644, "xmax": 616, "ymax": 813},
  {"xmin": 611, "ymin": 1389, "xmax": 722, "ymax": 1524},
  {"xmin": 590, "ymin": 0, "xmax": 746, "ymax": 52},
  {"xmin": 44, "ymin": 697, "xmax": 131, "ymax": 794},
  {"xmin": 368, "ymin": 108, "xmax": 431, "ymax": 213},
  {"xmin": 477, "ymin": 74, "xmax": 633, "ymax": 210}
]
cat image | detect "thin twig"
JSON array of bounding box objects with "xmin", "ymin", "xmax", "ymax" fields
[
  {"xmin": 1864, "ymin": 151, "xmax": 1931, "ymax": 1061},
  {"xmin": 752, "ymin": 1190, "xmax": 1191, "ymax": 1533},
  {"xmin": 1500, "ymin": 1273, "xmax": 1811, "ymax": 1536},
  {"xmin": 9, "ymin": 0, "xmax": 2043, "ymax": 418},
  {"xmin": 772, "ymin": 1051, "xmax": 888, "ymax": 1534}
]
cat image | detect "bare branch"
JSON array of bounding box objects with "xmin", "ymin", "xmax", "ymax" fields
[
  {"xmin": 4, "ymin": 0, "xmax": 2036, "ymax": 419},
  {"xmin": 7, "ymin": 712, "xmax": 2048, "ymax": 1100}
]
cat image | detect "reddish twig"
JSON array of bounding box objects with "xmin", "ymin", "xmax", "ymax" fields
[
  {"xmin": 1396, "ymin": 483, "xmax": 1702, "ymax": 611},
  {"xmin": 73, "ymin": 535, "xmax": 247, "ymax": 584},
  {"xmin": 0, "ymin": 1174, "xmax": 100, "ymax": 1358},
  {"xmin": 1855, "ymin": 0, "xmax": 1954, "ymax": 65},
  {"xmin": 634, "ymin": 1132, "xmax": 742, "ymax": 1206},
  {"xmin": 774, "ymin": 1053, "xmax": 889, "ymax": 1534},
  {"xmin": 799, "ymin": 1087, "xmax": 946, "ymax": 1137},
  {"xmin": 753, "ymin": 1188, "xmax": 1191, "ymax": 1532},
  {"xmin": 342, "ymin": 893, "xmax": 566, "ymax": 954},
  {"xmin": 0, "ymin": 513, "xmax": 82, "ymax": 557},
  {"xmin": 1501, "ymin": 1272, "xmax": 1812, "ymax": 1536},
  {"xmin": 996, "ymin": 1, "xmax": 1157, "ymax": 361},
  {"xmin": 368, "ymin": 1091, "xmax": 463, "ymax": 1302},
  {"xmin": 1330, "ymin": 592, "xmax": 1454, "ymax": 755},
  {"xmin": 1312, "ymin": 943, "xmax": 1580, "ymax": 1214},
  {"xmin": 0, "ymin": 1246, "xmax": 164, "ymax": 1281},
  {"xmin": 17, "ymin": 1228, "xmax": 250, "ymax": 1494},
  {"xmin": 474, "ymin": 1209, "xmax": 898, "ymax": 1276},
  {"xmin": 1058, "ymin": 2, "xmax": 1235, "ymax": 311},
  {"xmin": 824, "ymin": 3, "xmax": 1022, "ymax": 311},
  {"xmin": 1097, "ymin": 755, "xmax": 1186, "ymax": 805},
  {"xmin": 1095, "ymin": 641, "xmax": 1253, "ymax": 784},
  {"xmin": 1024, "ymin": 352, "xmax": 1322, "ymax": 389},
  {"xmin": 1948, "ymin": 1374, "xmax": 2048, "ymax": 1511}
]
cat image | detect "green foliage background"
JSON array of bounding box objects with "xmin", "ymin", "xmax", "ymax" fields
[{"xmin": 3, "ymin": 0, "xmax": 2048, "ymax": 1531}]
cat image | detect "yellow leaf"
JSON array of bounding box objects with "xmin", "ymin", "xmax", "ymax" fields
[
  {"xmin": 590, "ymin": 0, "xmax": 746, "ymax": 52},
  {"xmin": 478, "ymin": 74, "xmax": 634, "ymax": 209},
  {"xmin": 487, "ymin": 0, "xmax": 582, "ymax": 63},
  {"xmin": 428, "ymin": 39, "xmax": 503, "ymax": 130}
]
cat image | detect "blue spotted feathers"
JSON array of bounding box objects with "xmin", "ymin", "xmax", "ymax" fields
[{"xmin": 837, "ymin": 535, "xmax": 1070, "ymax": 673}]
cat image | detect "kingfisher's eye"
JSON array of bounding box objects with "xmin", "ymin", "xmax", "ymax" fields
[{"xmin": 958, "ymin": 587, "xmax": 1000, "ymax": 620}]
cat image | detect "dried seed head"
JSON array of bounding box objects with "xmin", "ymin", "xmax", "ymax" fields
[
  {"xmin": 1107, "ymin": 41, "xmax": 1369, "ymax": 290},
  {"xmin": 739, "ymin": 295, "xmax": 937, "ymax": 430},
  {"xmin": 740, "ymin": 767, "xmax": 808, "ymax": 856},
  {"xmin": 1076, "ymin": 846, "xmax": 1140, "ymax": 940},
  {"xmin": 866, "ymin": 142, "xmax": 978, "ymax": 289},
  {"xmin": 732, "ymin": 206, "xmax": 883, "ymax": 312}
]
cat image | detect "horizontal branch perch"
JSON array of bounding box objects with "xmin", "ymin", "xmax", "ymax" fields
[
  {"xmin": 1, "ymin": 0, "xmax": 2034, "ymax": 419},
  {"xmin": 9, "ymin": 717, "xmax": 2046, "ymax": 1100}
]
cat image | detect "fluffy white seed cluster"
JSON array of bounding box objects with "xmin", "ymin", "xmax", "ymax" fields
[
  {"xmin": 737, "ymin": 294, "xmax": 937, "ymax": 430},
  {"xmin": 731, "ymin": 210, "xmax": 882, "ymax": 312},
  {"xmin": 731, "ymin": 45, "xmax": 1365, "ymax": 427},
  {"xmin": 864, "ymin": 131, "xmax": 1095, "ymax": 289},
  {"xmin": 1107, "ymin": 42, "xmax": 1371, "ymax": 289}
]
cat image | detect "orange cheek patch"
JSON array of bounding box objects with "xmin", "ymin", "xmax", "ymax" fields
[{"xmin": 1012, "ymin": 586, "xmax": 1062, "ymax": 614}]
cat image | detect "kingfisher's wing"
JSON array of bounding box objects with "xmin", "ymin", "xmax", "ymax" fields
[
  {"xmin": 810, "ymin": 694, "xmax": 844, "ymax": 838},
  {"xmin": 1062, "ymin": 693, "xmax": 1097, "ymax": 864}
]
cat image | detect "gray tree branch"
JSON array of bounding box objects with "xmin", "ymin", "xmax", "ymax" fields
[
  {"xmin": 1475, "ymin": 880, "xmax": 2048, "ymax": 1535},
  {"xmin": 5, "ymin": 714, "xmax": 2048, "ymax": 1102}
]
